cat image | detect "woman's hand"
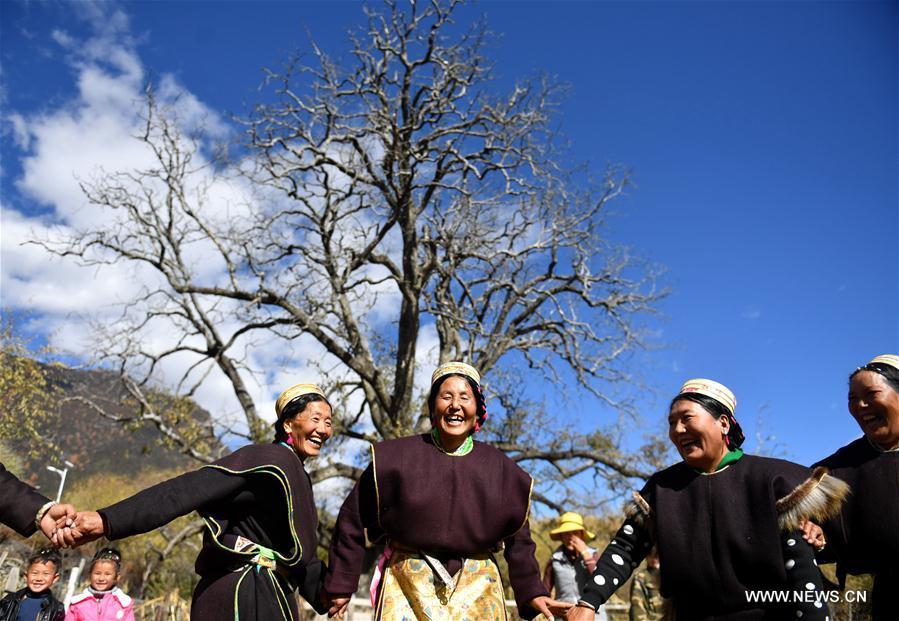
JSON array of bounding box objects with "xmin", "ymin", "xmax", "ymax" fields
[
  {"xmin": 327, "ymin": 595, "xmax": 351, "ymax": 619},
  {"xmin": 798, "ymin": 519, "xmax": 827, "ymax": 551},
  {"xmin": 528, "ymin": 595, "xmax": 573, "ymax": 619},
  {"xmin": 40, "ymin": 503, "xmax": 76, "ymax": 548},
  {"xmin": 569, "ymin": 534, "xmax": 588, "ymax": 555},
  {"xmin": 60, "ymin": 510, "xmax": 106, "ymax": 548},
  {"xmin": 566, "ymin": 603, "xmax": 598, "ymax": 620}
]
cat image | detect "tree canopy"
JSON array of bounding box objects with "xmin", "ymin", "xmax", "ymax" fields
[{"xmin": 36, "ymin": 0, "xmax": 667, "ymax": 510}]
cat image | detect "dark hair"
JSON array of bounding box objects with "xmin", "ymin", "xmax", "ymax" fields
[
  {"xmin": 427, "ymin": 373, "xmax": 486, "ymax": 426},
  {"xmin": 669, "ymin": 392, "xmax": 730, "ymax": 419},
  {"xmin": 273, "ymin": 393, "xmax": 330, "ymax": 443},
  {"xmin": 669, "ymin": 391, "xmax": 745, "ymax": 448},
  {"xmin": 28, "ymin": 548, "xmax": 61, "ymax": 571},
  {"xmin": 851, "ymin": 362, "xmax": 899, "ymax": 393},
  {"xmin": 91, "ymin": 547, "xmax": 122, "ymax": 572}
]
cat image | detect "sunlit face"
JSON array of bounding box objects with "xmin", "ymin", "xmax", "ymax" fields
[
  {"xmin": 25, "ymin": 561, "xmax": 59, "ymax": 594},
  {"xmin": 284, "ymin": 400, "xmax": 333, "ymax": 460},
  {"xmin": 89, "ymin": 560, "xmax": 119, "ymax": 592},
  {"xmin": 668, "ymin": 399, "xmax": 730, "ymax": 473},
  {"xmin": 432, "ymin": 376, "xmax": 478, "ymax": 449},
  {"xmin": 848, "ymin": 371, "xmax": 899, "ymax": 450}
]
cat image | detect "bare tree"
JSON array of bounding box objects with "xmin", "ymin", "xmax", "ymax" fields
[{"xmin": 36, "ymin": 0, "xmax": 665, "ymax": 505}]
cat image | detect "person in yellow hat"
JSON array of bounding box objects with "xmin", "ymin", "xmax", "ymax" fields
[{"xmin": 542, "ymin": 512, "xmax": 608, "ymax": 621}]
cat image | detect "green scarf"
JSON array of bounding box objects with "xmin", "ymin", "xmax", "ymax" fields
[{"xmin": 430, "ymin": 428, "xmax": 473, "ymax": 456}]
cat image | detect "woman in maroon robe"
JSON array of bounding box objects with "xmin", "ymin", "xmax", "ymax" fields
[
  {"xmin": 325, "ymin": 362, "xmax": 570, "ymax": 620},
  {"xmin": 66, "ymin": 382, "xmax": 333, "ymax": 621}
]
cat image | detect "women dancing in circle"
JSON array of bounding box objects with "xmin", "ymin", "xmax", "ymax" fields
[
  {"xmin": 568, "ymin": 378, "xmax": 849, "ymax": 621},
  {"xmin": 325, "ymin": 362, "xmax": 571, "ymax": 620},
  {"xmin": 812, "ymin": 354, "xmax": 899, "ymax": 620},
  {"xmin": 68, "ymin": 382, "xmax": 333, "ymax": 621}
]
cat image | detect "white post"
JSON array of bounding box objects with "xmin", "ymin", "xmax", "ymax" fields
[
  {"xmin": 63, "ymin": 558, "xmax": 85, "ymax": 607},
  {"xmin": 45, "ymin": 460, "xmax": 74, "ymax": 503}
]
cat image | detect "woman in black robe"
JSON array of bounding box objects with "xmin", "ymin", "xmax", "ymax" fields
[
  {"xmin": 325, "ymin": 362, "xmax": 571, "ymax": 620},
  {"xmin": 68, "ymin": 382, "xmax": 333, "ymax": 621},
  {"xmin": 568, "ymin": 378, "xmax": 849, "ymax": 621},
  {"xmin": 811, "ymin": 354, "xmax": 899, "ymax": 620}
]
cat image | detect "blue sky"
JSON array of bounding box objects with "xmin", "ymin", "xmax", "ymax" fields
[{"xmin": 1, "ymin": 0, "xmax": 896, "ymax": 470}]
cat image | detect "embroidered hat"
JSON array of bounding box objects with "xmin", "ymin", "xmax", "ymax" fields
[
  {"xmin": 867, "ymin": 354, "xmax": 899, "ymax": 371},
  {"xmin": 549, "ymin": 512, "xmax": 596, "ymax": 541},
  {"xmin": 678, "ymin": 378, "xmax": 737, "ymax": 414},
  {"xmin": 430, "ymin": 361, "xmax": 487, "ymax": 430},
  {"xmin": 431, "ymin": 362, "xmax": 481, "ymax": 387},
  {"xmin": 275, "ymin": 383, "xmax": 326, "ymax": 417},
  {"xmin": 678, "ymin": 378, "xmax": 745, "ymax": 448}
]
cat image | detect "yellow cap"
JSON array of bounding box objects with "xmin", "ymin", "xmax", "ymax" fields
[
  {"xmin": 275, "ymin": 383, "xmax": 326, "ymax": 417},
  {"xmin": 431, "ymin": 362, "xmax": 480, "ymax": 386},
  {"xmin": 678, "ymin": 378, "xmax": 737, "ymax": 414},
  {"xmin": 549, "ymin": 512, "xmax": 595, "ymax": 541}
]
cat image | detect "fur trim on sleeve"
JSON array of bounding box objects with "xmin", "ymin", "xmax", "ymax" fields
[
  {"xmin": 776, "ymin": 467, "xmax": 850, "ymax": 532},
  {"xmin": 624, "ymin": 491, "xmax": 656, "ymax": 540}
]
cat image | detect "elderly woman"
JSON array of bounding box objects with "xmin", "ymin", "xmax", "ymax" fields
[
  {"xmin": 65, "ymin": 383, "xmax": 333, "ymax": 621},
  {"xmin": 811, "ymin": 354, "xmax": 899, "ymax": 620},
  {"xmin": 325, "ymin": 362, "xmax": 570, "ymax": 620},
  {"xmin": 567, "ymin": 379, "xmax": 848, "ymax": 621}
]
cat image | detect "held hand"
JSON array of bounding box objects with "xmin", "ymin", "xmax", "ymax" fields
[
  {"xmin": 798, "ymin": 519, "xmax": 827, "ymax": 551},
  {"xmin": 66, "ymin": 511, "xmax": 106, "ymax": 547},
  {"xmin": 39, "ymin": 503, "xmax": 75, "ymax": 548},
  {"xmin": 327, "ymin": 596, "xmax": 350, "ymax": 619},
  {"xmin": 528, "ymin": 596, "xmax": 574, "ymax": 619},
  {"xmin": 566, "ymin": 603, "xmax": 598, "ymax": 620}
]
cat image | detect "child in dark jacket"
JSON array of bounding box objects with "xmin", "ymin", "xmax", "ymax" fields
[{"xmin": 0, "ymin": 548, "xmax": 65, "ymax": 621}]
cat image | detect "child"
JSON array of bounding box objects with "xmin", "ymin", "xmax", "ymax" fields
[
  {"xmin": 0, "ymin": 548, "xmax": 65, "ymax": 621},
  {"xmin": 64, "ymin": 548, "xmax": 133, "ymax": 621}
]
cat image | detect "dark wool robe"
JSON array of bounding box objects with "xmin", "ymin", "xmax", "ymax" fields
[
  {"xmin": 99, "ymin": 444, "xmax": 326, "ymax": 621},
  {"xmin": 581, "ymin": 455, "xmax": 837, "ymax": 621},
  {"xmin": 814, "ymin": 438, "xmax": 899, "ymax": 620},
  {"xmin": 325, "ymin": 433, "xmax": 549, "ymax": 619},
  {"xmin": 0, "ymin": 462, "xmax": 51, "ymax": 537}
]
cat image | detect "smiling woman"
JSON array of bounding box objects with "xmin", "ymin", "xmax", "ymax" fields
[
  {"xmin": 812, "ymin": 354, "xmax": 899, "ymax": 620},
  {"xmin": 324, "ymin": 362, "xmax": 572, "ymax": 620},
  {"xmin": 567, "ymin": 378, "xmax": 850, "ymax": 621},
  {"xmin": 61, "ymin": 382, "xmax": 333, "ymax": 621}
]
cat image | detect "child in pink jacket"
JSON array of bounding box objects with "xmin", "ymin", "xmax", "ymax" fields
[{"xmin": 65, "ymin": 548, "xmax": 134, "ymax": 621}]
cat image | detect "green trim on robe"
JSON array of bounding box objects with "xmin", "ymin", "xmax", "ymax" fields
[{"xmin": 691, "ymin": 447, "xmax": 744, "ymax": 474}]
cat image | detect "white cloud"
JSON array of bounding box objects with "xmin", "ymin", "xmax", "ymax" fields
[
  {"xmin": 1, "ymin": 0, "xmax": 427, "ymax": 452},
  {"xmin": 740, "ymin": 307, "xmax": 761, "ymax": 320},
  {"xmin": 0, "ymin": 207, "xmax": 146, "ymax": 315}
]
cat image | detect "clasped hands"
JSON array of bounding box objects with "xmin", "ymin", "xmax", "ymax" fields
[{"xmin": 39, "ymin": 505, "xmax": 106, "ymax": 549}]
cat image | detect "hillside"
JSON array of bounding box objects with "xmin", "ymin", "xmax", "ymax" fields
[{"xmin": 5, "ymin": 359, "xmax": 222, "ymax": 495}]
